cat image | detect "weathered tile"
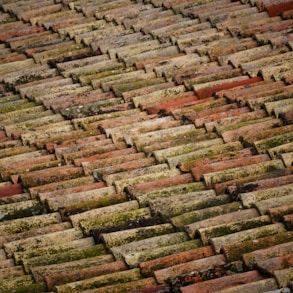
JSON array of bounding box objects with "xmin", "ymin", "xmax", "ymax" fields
[
  {"xmin": 199, "ymin": 215, "xmax": 272, "ymax": 245},
  {"xmin": 167, "ymin": 140, "xmax": 243, "ymax": 168},
  {"xmin": 220, "ymin": 117, "xmax": 282, "ymax": 143},
  {"xmin": 3, "ymin": 227, "xmax": 83, "ymax": 258},
  {"xmin": 123, "ymin": 239, "xmax": 202, "ymax": 268},
  {"xmin": 181, "ymin": 270, "xmax": 265, "ymax": 293},
  {"xmin": 241, "ymin": 184, "xmax": 292, "ymax": 207},
  {"xmin": 242, "ymin": 239, "xmax": 293, "ymax": 269},
  {"xmin": 139, "ymin": 245, "xmax": 214, "ymax": 276},
  {"xmin": 205, "ymin": 108, "xmax": 266, "ymax": 133},
  {"xmin": 126, "ymin": 172, "xmax": 196, "ymax": 196},
  {"xmin": 124, "ymin": 7, "xmax": 174, "ymax": 31},
  {"xmin": 241, "ymin": 50, "xmax": 293, "ymax": 77},
  {"xmin": 0, "ymin": 222, "xmax": 72, "ymax": 250},
  {"xmin": 30, "ymin": 253, "xmax": 113, "ymax": 282},
  {"xmin": 154, "ymin": 254, "xmax": 226, "ymax": 284},
  {"xmin": 213, "ymin": 223, "xmax": 287, "ymax": 254},
  {"xmin": 112, "ymin": 165, "xmax": 181, "ymax": 193},
  {"xmin": 0, "ymin": 265, "xmax": 24, "ymax": 280},
  {"xmin": 193, "ymin": 76, "xmax": 263, "ymax": 99},
  {"xmin": 69, "ymin": 199, "xmax": 139, "ymax": 228},
  {"xmin": 80, "ymin": 207, "xmax": 152, "ymax": 236},
  {"xmin": 54, "ymin": 268, "xmax": 141, "ymax": 293},
  {"xmin": 153, "ymin": 137, "xmax": 223, "ymax": 163},
  {"xmin": 0, "ymin": 275, "xmax": 45, "ymax": 293},
  {"xmin": 84, "ymin": 278, "xmax": 158, "ymax": 293},
  {"xmin": 0, "ymin": 213, "xmax": 61, "ymax": 236},
  {"xmin": 46, "ymin": 184, "xmax": 116, "ymax": 210},
  {"xmin": 204, "ymin": 159, "xmax": 285, "ymax": 189},
  {"xmin": 149, "ymin": 191, "xmax": 231, "ymax": 220},
  {"xmin": 171, "ymin": 201, "xmax": 242, "ymax": 229},
  {"xmin": 46, "ymin": 260, "xmax": 128, "ymax": 290},
  {"xmin": 106, "ymin": 116, "xmax": 180, "ymax": 144}
]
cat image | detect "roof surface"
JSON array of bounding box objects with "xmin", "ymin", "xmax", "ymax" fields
[{"xmin": 0, "ymin": 0, "xmax": 293, "ymax": 292}]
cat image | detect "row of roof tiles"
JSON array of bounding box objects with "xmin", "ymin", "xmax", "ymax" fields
[{"xmin": 0, "ymin": 0, "xmax": 293, "ymax": 292}]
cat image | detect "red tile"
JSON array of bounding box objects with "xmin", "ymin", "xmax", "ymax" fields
[
  {"xmin": 45, "ymin": 260, "xmax": 127, "ymax": 291},
  {"xmin": 227, "ymin": 174, "xmax": 293, "ymax": 197},
  {"xmin": 73, "ymin": 146, "xmax": 135, "ymax": 167},
  {"xmin": 182, "ymin": 102, "xmax": 238, "ymax": 124},
  {"xmin": 265, "ymin": 1, "xmax": 293, "ymax": 17},
  {"xmin": 195, "ymin": 76, "xmax": 263, "ymax": 99},
  {"xmin": 20, "ymin": 165, "xmax": 84, "ymax": 188},
  {"xmin": 139, "ymin": 246, "xmax": 214, "ymax": 276},
  {"xmin": 181, "ymin": 270, "xmax": 265, "ymax": 293},
  {"xmin": 0, "ymin": 183, "xmax": 23, "ymax": 198},
  {"xmin": 146, "ymin": 95, "xmax": 199, "ymax": 114},
  {"xmin": 0, "ymin": 26, "xmax": 45, "ymax": 42}
]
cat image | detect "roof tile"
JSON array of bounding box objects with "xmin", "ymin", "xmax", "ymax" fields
[
  {"xmin": 154, "ymin": 254, "xmax": 226, "ymax": 284},
  {"xmin": 212, "ymin": 223, "xmax": 286, "ymax": 253},
  {"xmin": 242, "ymin": 240, "xmax": 293, "ymax": 269},
  {"xmin": 54, "ymin": 268, "xmax": 141, "ymax": 293},
  {"xmin": 222, "ymin": 230, "xmax": 293, "ymax": 262},
  {"xmin": 181, "ymin": 270, "xmax": 265, "ymax": 293},
  {"xmin": 139, "ymin": 245, "xmax": 214, "ymax": 276},
  {"xmin": 80, "ymin": 207, "xmax": 151, "ymax": 236},
  {"xmin": 171, "ymin": 201, "xmax": 242, "ymax": 229},
  {"xmin": 0, "ymin": 0, "xmax": 292, "ymax": 290},
  {"xmin": 265, "ymin": 1, "xmax": 293, "ymax": 17},
  {"xmin": 186, "ymin": 207, "xmax": 258, "ymax": 238},
  {"xmin": 46, "ymin": 260, "xmax": 127, "ymax": 291},
  {"xmin": 29, "ymin": 253, "xmax": 113, "ymax": 282},
  {"xmin": 82, "ymin": 278, "xmax": 159, "ymax": 293}
]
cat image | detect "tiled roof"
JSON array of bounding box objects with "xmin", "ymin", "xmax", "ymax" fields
[{"xmin": 0, "ymin": 0, "xmax": 293, "ymax": 292}]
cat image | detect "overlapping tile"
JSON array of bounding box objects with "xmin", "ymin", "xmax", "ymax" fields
[{"xmin": 0, "ymin": 0, "xmax": 293, "ymax": 291}]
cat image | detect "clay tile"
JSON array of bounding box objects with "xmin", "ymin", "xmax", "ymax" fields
[{"xmin": 265, "ymin": 1, "xmax": 293, "ymax": 17}]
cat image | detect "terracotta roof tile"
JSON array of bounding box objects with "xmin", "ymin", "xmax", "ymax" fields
[
  {"xmin": 92, "ymin": 31, "xmax": 152, "ymax": 53},
  {"xmin": 243, "ymin": 240, "xmax": 293, "ymax": 270},
  {"xmin": 125, "ymin": 8, "xmax": 175, "ymax": 31},
  {"xmin": 212, "ymin": 223, "xmax": 286, "ymax": 253},
  {"xmin": 80, "ymin": 206, "xmax": 152, "ymax": 236},
  {"xmin": 181, "ymin": 270, "xmax": 265, "ymax": 293},
  {"xmin": 154, "ymin": 254, "xmax": 226, "ymax": 284},
  {"xmin": 0, "ymin": 183, "xmax": 23, "ymax": 198},
  {"xmin": 264, "ymin": 1, "xmax": 293, "ymax": 17},
  {"xmin": 177, "ymin": 0, "xmax": 233, "ymax": 16},
  {"xmin": 55, "ymin": 268, "xmax": 141, "ymax": 293},
  {"xmin": 222, "ymin": 230, "xmax": 293, "ymax": 262},
  {"xmin": 139, "ymin": 245, "xmax": 214, "ymax": 276},
  {"xmin": 125, "ymin": 172, "xmax": 196, "ymax": 196},
  {"xmin": 0, "ymin": 0, "xmax": 293, "ymax": 291}
]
